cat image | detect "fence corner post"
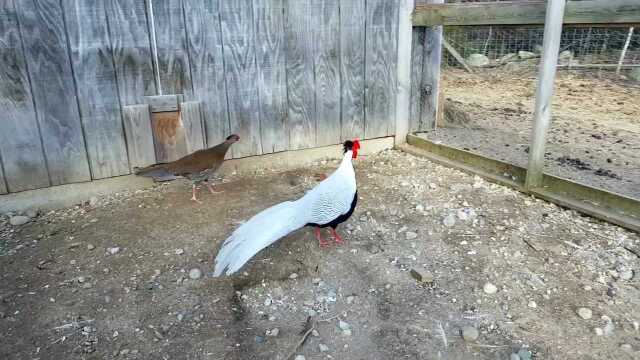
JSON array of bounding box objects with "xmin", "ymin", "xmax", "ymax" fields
[{"xmin": 395, "ymin": 0, "xmax": 416, "ymax": 146}]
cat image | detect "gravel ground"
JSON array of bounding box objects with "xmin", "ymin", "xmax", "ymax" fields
[{"xmin": 1, "ymin": 149, "xmax": 639, "ymax": 359}]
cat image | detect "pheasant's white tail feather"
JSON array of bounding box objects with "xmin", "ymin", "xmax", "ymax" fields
[{"xmin": 213, "ymin": 200, "xmax": 306, "ymax": 276}]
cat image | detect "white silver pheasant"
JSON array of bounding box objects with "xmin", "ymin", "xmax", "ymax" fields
[{"xmin": 213, "ymin": 140, "xmax": 361, "ymax": 277}]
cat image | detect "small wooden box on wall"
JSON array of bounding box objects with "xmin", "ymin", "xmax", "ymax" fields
[{"xmin": 122, "ymin": 95, "xmax": 206, "ymax": 171}]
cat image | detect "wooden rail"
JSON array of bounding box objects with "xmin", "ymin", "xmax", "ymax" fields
[{"xmin": 413, "ymin": 0, "xmax": 640, "ymax": 26}]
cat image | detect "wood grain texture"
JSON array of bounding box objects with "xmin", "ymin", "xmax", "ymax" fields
[
  {"xmin": 365, "ymin": 0, "xmax": 399, "ymax": 138},
  {"xmin": 151, "ymin": 0, "xmax": 193, "ymax": 96},
  {"xmin": 419, "ymin": 0, "xmax": 442, "ymax": 131},
  {"xmin": 63, "ymin": 0, "xmax": 129, "ymax": 179},
  {"xmin": 183, "ymin": 0, "xmax": 229, "ymax": 147},
  {"xmin": 16, "ymin": 0, "xmax": 91, "ymax": 185},
  {"xmin": 220, "ymin": 0, "xmax": 261, "ymax": 157},
  {"xmin": 339, "ymin": 0, "xmax": 365, "ymax": 141},
  {"xmin": 314, "ymin": 0, "xmax": 341, "ymax": 146},
  {"xmin": 409, "ymin": 26, "xmax": 425, "ymax": 132},
  {"xmin": 413, "ymin": 0, "xmax": 640, "ymax": 26},
  {"xmin": 253, "ymin": 0, "xmax": 287, "ymax": 154},
  {"xmin": 0, "ymin": 0, "xmax": 49, "ymax": 192},
  {"xmin": 105, "ymin": 0, "xmax": 156, "ymax": 106},
  {"xmin": 285, "ymin": 0, "xmax": 316, "ymax": 150},
  {"xmin": 122, "ymin": 104, "xmax": 156, "ymax": 170},
  {"xmin": 180, "ymin": 101, "xmax": 206, "ymax": 153}
]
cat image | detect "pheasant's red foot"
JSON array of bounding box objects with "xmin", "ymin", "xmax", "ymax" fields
[
  {"xmin": 315, "ymin": 227, "xmax": 332, "ymax": 248},
  {"xmin": 330, "ymin": 228, "xmax": 344, "ymax": 245}
]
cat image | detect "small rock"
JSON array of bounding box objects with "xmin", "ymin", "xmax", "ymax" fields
[
  {"xmin": 629, "ymin": 67, "xmax": 640, "ymax": 82},
  {"xmin": 338, "ymin": 320, "xmax": 351, "ymax": 331},
  {"xmin": 415, "ymin": 204, "xmax": 424, "ymax": 212},
  {"xmin": 528, "ymin": 301, "xmax": 537, "ymax": 309},
  {"xmin": 26, "ymin": 209, "xmax": 39, "ymax": 218},
  {"xmin": 312, "ymin": 277, "xmax": 322, "ymax": 285},
  {"xmin": 319, "ymin": 343, "xmax": 329, "ymax": 352},
  {"xmin": 517, "ymin": 349, "xmax": 532, "ymax": 360},
  {"xmin": 266, "ymin": 328, "xmax": 279, "ymax": 337},
  {"xmin": 603, "ymin": 317, "xmax": 615, "ymax": 336},
  {"xmin": 177, "ymin": 313, "xmax": 184, "ymax": 321},
  {"xmin": 294, "ymin": 356, "xmax": 306, "ymax": 360},
  {"xmin": 311, "ymin": 329, "xmax": 320, "ymax": 337},
  {"xmin": 577, "ymin": 307, "xmax": 592, "ymax": 320},
  {"xmin": 606, "ymin": 286, "xmax": 617, "ymax": 298},
  {"xmin": 594, "ymin": 327, "xmax": 604, "ymax": 336},
  {"xmin": 9, "ymin": 216, "xmax": 30, "ymax": 226},
  {"xmin": 619, "ymin": 269, "xmax": 634, "ymax": 281},
  {"xmin": 410, "ymin": 269, "xmax": 434, "ymax": 284},
  {"xmin": 620, "ymin": 344, "xmax": 633, "ymax": 351},
  {"xmin": 175, "ymin": 248, "xmax": 184, "ymax": 255},
  {"xmin": 77, "ymin": 276, "xmax": 86, "ymax": 283},
  {"xmin": 346, "ymin": 296, "xmax": 356, "ymax": 304},
  {"xmin": 189, "ymin": 268, "xmax": 202, "ymax": 280},
  {"xmin": 466, "ymin": 53, "xmax": 490, "ymax": 67},
  {"xmin": 342, "ymin": 329, "xmax": 352, "ymax": 336},
  {"xmin": 483, "ymin": 282, "xmax": 498, "ymax": 295},
  {"xmin": 254, "ymin": 335, "xmax": 265, "ymax": 344},
  {"xmin": 632, "ymin": 321, "xmax": 639, "ymax": 331},
  {"xmin": 89, "ymin": 196, "xmax": 99, "ymax": 207},
  {"xmin": 289, "ymin": 273, "xmax": 298, "ymax": 279},
  {"xmin": 443, "ymin": 214, "xmax": 456, "ymax": 228},
  {"xmin": 461, "ymin": 326, "xmax": 479, "ymax": 342},
  {"xmin": 518, "ymin": 51, "xmax": 536, "ymax": 59},
  {"xmin": 87, "ymin": 244, "xmax": 95, "ymax": 251},
  {"xmin": 264, "ymin": 298, "xmax": 272, "ymax": 306},
  {"xmin": 107, "ymin": 247, "xmax": 120, "ymax": 255},
  {"xmin": 428, "ymin": 183, "xmax": 437, "ymax": 190},
  {"xmin": 405, "ymin": 231, "xmax": 418, "ymax": 240}
]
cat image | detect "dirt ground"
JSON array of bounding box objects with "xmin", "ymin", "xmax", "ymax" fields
[
  {"xmin": 425, "ymin": 68, "xmax": 640, "ymax": 200},
  {"xmin": 1, "ymin": 149, "xmax": 639, "ymax": 360}
]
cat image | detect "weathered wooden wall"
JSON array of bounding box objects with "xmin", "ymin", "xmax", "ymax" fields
[{"xmin": 0, "ymin": 0, "xmax": 402, "ymax": 194}]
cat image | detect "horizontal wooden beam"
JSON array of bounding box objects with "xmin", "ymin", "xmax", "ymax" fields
[{"xmin": 413, "ymin": 0, "xmax": 640, "ymax": 26}]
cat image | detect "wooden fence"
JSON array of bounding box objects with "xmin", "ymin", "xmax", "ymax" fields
[{"xmin": 1, "ymin": 0, "xmax": 439, "ymax": 194}]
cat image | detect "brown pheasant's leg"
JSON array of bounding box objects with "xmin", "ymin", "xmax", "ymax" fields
[
  {"xmin": 206, "ymin": 182, "xmax": 223, "ymax": 194},
  {"xmin": 330, "ymin": 228, "xmax": 345, "ymax": 245},
  {"xmin": 315, "ymin": 227, "xmax": 331, "ymax": 248},
  {"xmin": 191, "ymin": 184, "xmax": 202, "ymax": 204}
]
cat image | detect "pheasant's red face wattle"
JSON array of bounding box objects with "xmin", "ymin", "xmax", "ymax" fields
[{"xmin": 352, "ymin": 139, "xmax": 360, "ymax": 159}]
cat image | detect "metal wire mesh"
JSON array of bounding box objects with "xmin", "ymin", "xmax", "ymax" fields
[{"xmin": 442, "ymin": 25, "xmax": 640, "ymax": 68}]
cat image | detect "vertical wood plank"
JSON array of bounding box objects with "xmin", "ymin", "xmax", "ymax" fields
[
  {"xmin": 253, "ymin": 0, "xmax": 288, "ymax": 154},
  {"xmin": 220, "ymin": 0, "xmax": 261, "ymax": 157},
  {"xmin": 63, "ymin": 0, "xmax": 129, "ymax": 179},
  {"xmin": 122, "ymin": 104, "xmax": 156, "ymax": 170},
  {"xmin": 365, "ymin": 0, "xmax": 399, "ymax": 138},
  {"xmin": 180, "ymin": 101, "xmax": 206, "ymax": 153},
  {"xmin": 314, "ymin": 0, "xmax": 341, "ymax": 146},
  {"xmin": 409, "ymin": 0, "xmax": 427, "ymax": 132},
  {"xmin": 16, "ymin": 0, "xmax": 91, "ymax": 185},
  {"xmin": 395, "ymin": 0, "xmax": 414, "ymax": 145},
  {"xmin": 0, "ymin": 155, "xmax": 7, "ymax": 194},
  {"xmin": 0, "ymin": 0, "xmax": 49, "ymax": 192},
  {"xmin": 105, "ymin": 0, "xmax": 157, "ymax": 106},
  {"xmin": 285, "ymin": 0, "xmax": 316, "ymax": 150},
  {"xmin": 339, "ymin": 0, "xmax": 365, "ymax": 141},
  {"xmin": 182, "ymin": 0, "xmax": 230, "ymax": 147},
  {"xmin": 419, "ymin": 0, "xmax": 443, "ymax": 131},
  {"xmin": 151, "ymin": 0, "xmax": 193, "ymax": 96},
  {"xmin": 409, "ymin": 27, "xmax": 425, "ymax": 132}
]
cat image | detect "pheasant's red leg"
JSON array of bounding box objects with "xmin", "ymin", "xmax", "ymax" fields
[
  {"xmin": 330, "ymin": 228, "xmax": 345, "ymax": 245},
  {"xmin": 206, "ymin": 182, "xmax": 223, "ymax": 194},
  {"xmin": 315, "ymin": 227, "xmax": 331, "ymax": 248},
  {"xmin": 191, "ymin": 185, "xmax": 202, "ymax": 204}
]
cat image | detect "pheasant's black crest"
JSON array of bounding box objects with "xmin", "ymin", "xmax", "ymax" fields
[{"xmin": 343, "ymin": 140, "xmax": 355, "ymax": 153}]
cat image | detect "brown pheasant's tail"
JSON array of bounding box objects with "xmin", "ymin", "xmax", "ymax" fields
[{"xmin": 134, "ymin": 163, "xmax": 179, "ymax": 182}]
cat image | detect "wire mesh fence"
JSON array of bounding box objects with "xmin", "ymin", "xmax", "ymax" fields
[{"xmin": 442, "ymin": 25, "xmax": 640, "ymax": 69}]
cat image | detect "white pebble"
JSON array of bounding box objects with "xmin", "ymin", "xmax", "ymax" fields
[
  {"xmin": 188, "ymin": 268, "xmax": 202, "ymax": 280},
  {"xmin": 483, "ymin": 282, "xmax": 498, "ymax": 294},
  {"xmin": 576, "ymin": 307, "xmax": 592, "ymax": 320}
]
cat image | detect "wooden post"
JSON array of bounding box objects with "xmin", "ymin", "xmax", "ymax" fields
[
  {"xmin": 395, "ymin": 0, "xmax": 415, "ymax": 145},
  {"xmin": 616, "ymin": 27, "xmax": 634, "ymax": 75},
  {"xmin": 525, "ymin": 0, "xmax": 566, "ymax": 189}
]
